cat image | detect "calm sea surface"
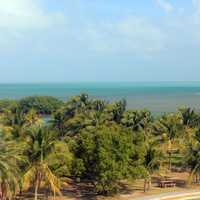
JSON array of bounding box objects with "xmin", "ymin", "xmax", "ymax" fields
[{"xmin": 1, "ymin": 82, "xmax": 200, "ymax": 114}]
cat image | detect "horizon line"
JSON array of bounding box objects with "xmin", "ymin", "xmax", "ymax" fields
[{"xmin": 1, "ymin": 81, "xmax": 200, "ymax": 84}]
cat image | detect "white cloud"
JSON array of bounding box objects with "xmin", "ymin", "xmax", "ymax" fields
[
  {"xmin": 0, "ymin": 0, "xmax": 64, "ymax": 29},
  {"xmin": 0, "ymin": 0, "xmax": 66, "ymax": 53},
  {"xmin": 0, "ymin": 0, "xmax": 199, "ymax": 61},
  {"xmin": 79, "ymin": 16, "xmax": 166, "ymax": 55},
  {"xmin": 156, "ymin": 0, "xmax": 174, "ymax": 13}
]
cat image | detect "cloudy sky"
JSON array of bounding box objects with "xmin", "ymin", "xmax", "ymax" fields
[{"xmin": 0, "ymin": 0, "xmax": 200, "ymax": 82}]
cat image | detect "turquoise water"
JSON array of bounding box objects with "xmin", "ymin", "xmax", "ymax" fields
[{"xmin": 1, "ymin": 82, "xmax": 200, "ymax": 113}]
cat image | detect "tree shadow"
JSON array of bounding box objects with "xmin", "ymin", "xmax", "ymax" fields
[
  {"xmin": 61, "ymin": 180, "xmax": 97, "ymax": 200},
  {"xmin": 117, "ymin": 181, "xmax": 140, "ymax": 195},
  {"xmin": 61, "ymin": 180, "xmax": 139, "ymax": 200}
]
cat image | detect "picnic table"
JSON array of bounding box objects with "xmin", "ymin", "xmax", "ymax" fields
[{"xmin": 159, "ymin": 180, "xmax": 176, "ymax": 188}]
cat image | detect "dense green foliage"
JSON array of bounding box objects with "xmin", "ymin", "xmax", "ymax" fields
[
  {"xmin": 18, "ymin": 96, "xmax": 64, "ymax": 114},
  {"xmin": 0, "ymin": 99, "xmax": 18, "ymax": 113},
  {"xmin": 73, "ymin": 125, "xmax": 145, "ymax": 193},
  {"xmin": 1, "ymin": 94, "xmax": 200, "ymax": 199}
]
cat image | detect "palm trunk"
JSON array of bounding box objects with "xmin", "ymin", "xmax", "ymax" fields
[
  {"xmin": 45, "ymin": 187, "xmax": 49, "ymax": 200},
  {"xmin": 1, "ymin": 184, "xmax": 6, "ymax": 200},
  {"xmin": 144, "ymin": 179, "xmax": 147, "ymax": 192},
  {"xmin": 0, "ymin": 184, "xmax": 2, "ymax": 200},
  {"xmin": 53, "ymin": 188, "xmax": 56, "ymax": 200},
  {"xmin": 196, "ymin": 174, "xmax": 198, "ymax": 183},
  {"xmin": 148, "ymin": 177, "xmax": 152, "ymax": 190},
  {"xmin": 168, "ymin": 139, "xmax": 173, "ymax": 171},
  {"xmin": 169, "ymin": 152, "xmax": 172, "ymax": 171},
  {"xmin": 35, "ymin": 178, "xmax": 39, "ymax": 200}
]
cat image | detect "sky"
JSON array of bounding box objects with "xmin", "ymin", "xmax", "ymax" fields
[{"xmin": 0, "ymin": 0, "xmax": 200, "ymax": 83}]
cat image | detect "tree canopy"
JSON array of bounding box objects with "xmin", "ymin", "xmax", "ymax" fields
[{"xmin": 1, "ymin": 94, "xmax": 200, "ymax": 198}]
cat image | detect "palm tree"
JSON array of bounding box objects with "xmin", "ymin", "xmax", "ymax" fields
[
  {"xmin": 1, "ymin": 109, "xmax": 15, "ymax": 126},
  {"xmin": 179, "ymin": 107, "xmax": 200, "ymax": 142},
  {"xmin": 0, "ymin": 137, "xmax": 23, "ymax": 200},
  {"xmin": 121, "ymin": 109, "xmax": 152, "ymax": 135},
  {"xmin": 51, "ymin": 109, "xmax": 66, "ymax": 138},
  {"xmin": 185, "ymin": 128, "xmax": 200, "ymax": 184},
  {"xmin": 104, "ymin": 99, "xmax": 126, "ymax": 123},
  {"xmin": 51, "ymin": 94, "xmax": 91, "ymax": 138},
  {"xmin": 52, "ymin": 95, "xmax": 107, "ymax": 138},
  {"xmin": 23, "ymin": 109, "xmax": 43, "ymax": 128},
  {"xmin": 179, "ymin": 107, "xmax": 200, "ymax": 128},
  {"xmin": 143, "ymin": 138, "xmax": 164, "ymax": 192},
  {"xmin": 185, "ymin": 143, "xmax": 200, "ymax": 184},
  {"xmin": 23, "ymin": 126, "xmax": 62, "ymax": 200},
  {"xmin": 153, "ymin": 113, "xmax": 183, "ymax": 170},
  {"xmin": 91, "ymin": 99, "xmax": 106, "ymax": 112}
]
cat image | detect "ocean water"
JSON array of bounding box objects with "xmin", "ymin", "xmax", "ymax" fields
[{"xmin": 1, "ymin": 82, "xmax": 200, "ymax": 114}]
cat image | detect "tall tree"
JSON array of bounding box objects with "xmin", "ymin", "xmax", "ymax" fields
[
  {"xmin": 143, "ymin": 138, "xmax": 164, "ymax": 192},
  {"xmin": 185, "ymin": 128, "xmax": 200, "ymax": 184},
  {"xmin": 0, "ymin": 136, "xmax": 23, "ymax": 200},
  {"xmin": 153, "ymin": 113, "xmax": 183, "ymax": 170},
  {"xmin": 23, "ymin": 126, "xmax": 63, "ymax": 200},
  {"xmin": 121, "ymin": 109, "xmax": 152, "ymax": 137},
  {"xmin": 179, "ymin": 107, "xmax": 200, "ymax": 142},
  {"xmin": 73, "ymin": 124, "xmax": 145, "ymax": 194}
]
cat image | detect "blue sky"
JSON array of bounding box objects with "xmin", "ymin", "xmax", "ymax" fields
[{"xmin": 0, "ymin": 0, "xmax": 200, "ymax": 82}]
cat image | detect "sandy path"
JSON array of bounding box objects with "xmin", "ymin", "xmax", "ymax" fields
[{"xmin": 133, "ymin": 190, "xmax": 200, "ymax": 200}]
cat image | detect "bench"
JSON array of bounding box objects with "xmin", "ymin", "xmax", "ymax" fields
[{"xmin": 159, "ymin": 180, "xmax": 176, "ymax": 188}]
